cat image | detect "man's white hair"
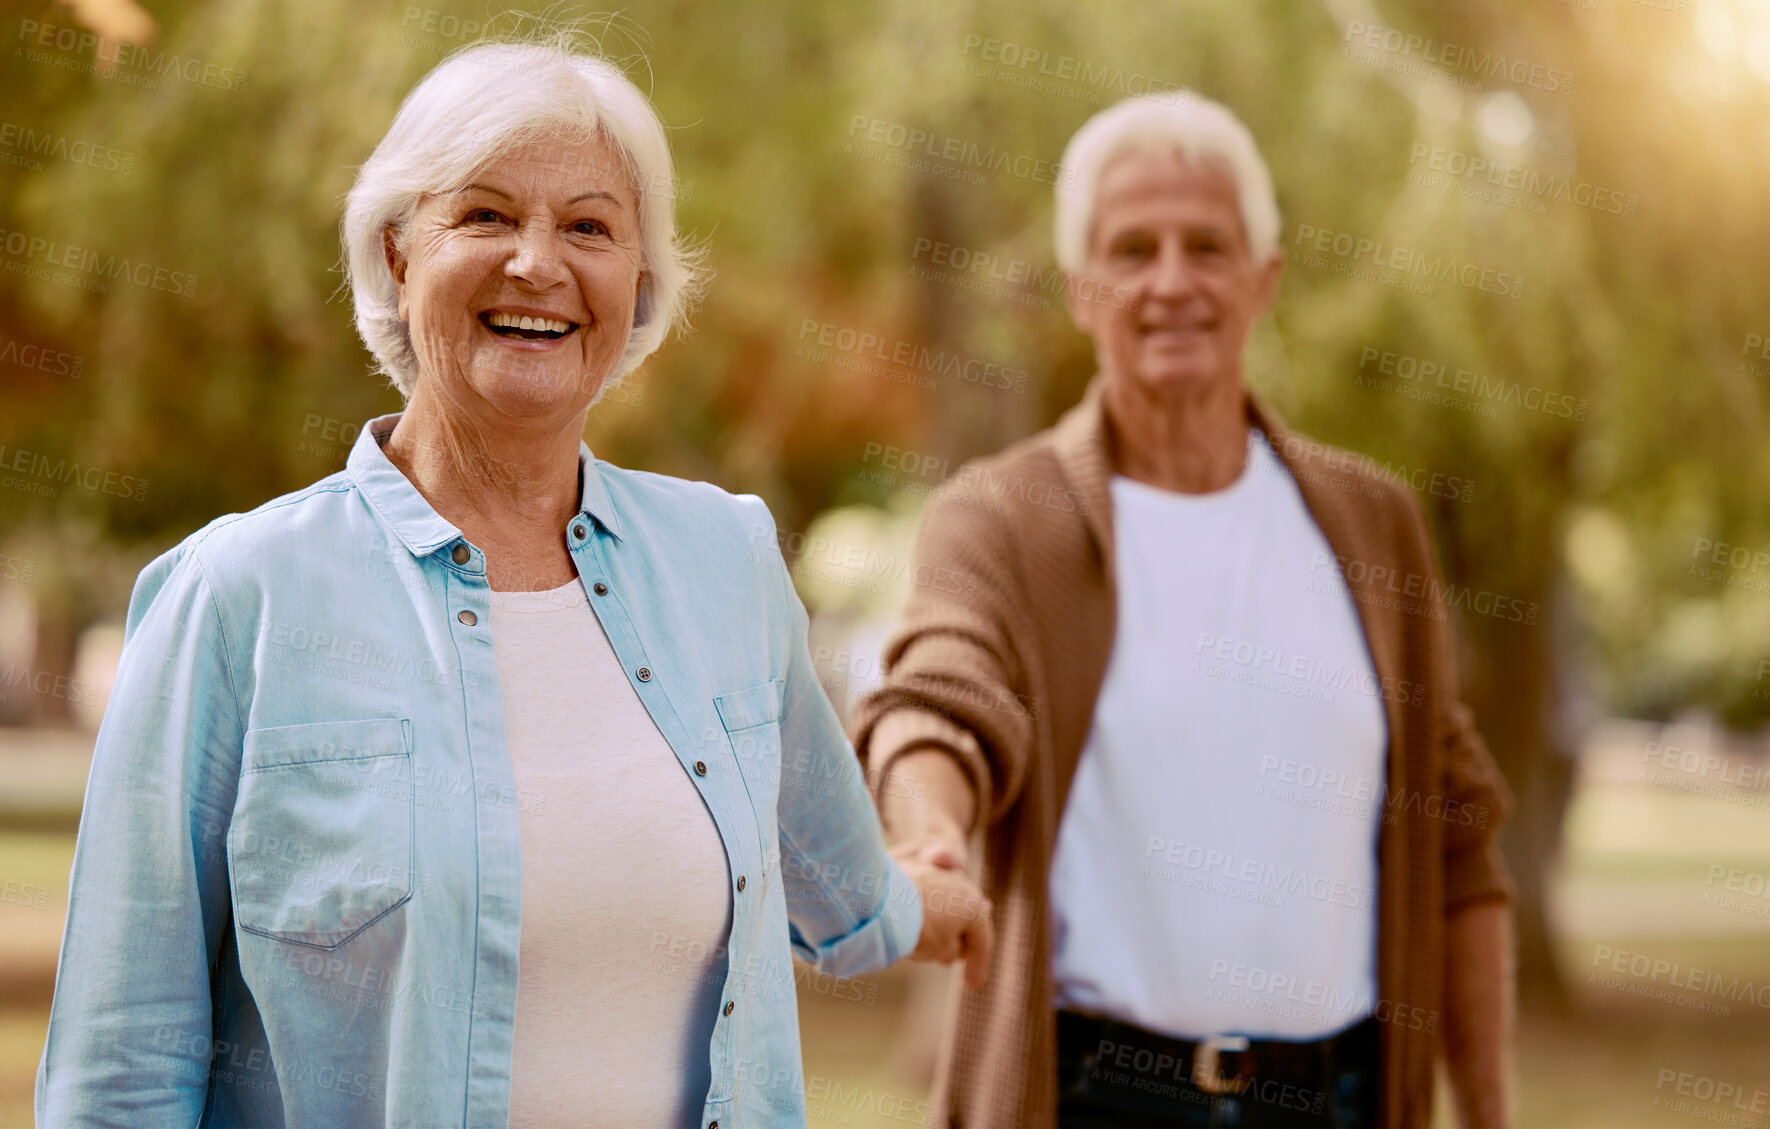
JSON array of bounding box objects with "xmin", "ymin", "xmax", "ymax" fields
[
  {"xmin": 341, "ymin": 31, "xmax": 705, "ymax": 400},
  {"xmin": 1054, "ymin": 92, "xmax": 1280, "ymax": 272}
]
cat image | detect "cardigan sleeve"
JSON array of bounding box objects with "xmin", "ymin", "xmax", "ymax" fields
[
  {"xmin": 1439, "ymin": 700, "xmax": 1518, "ymax": 911},
  {"xmin": 851, "ymin": 481, "xmax": 1037, "ymax": 834}
]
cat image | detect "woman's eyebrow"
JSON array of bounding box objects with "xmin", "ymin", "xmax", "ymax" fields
[{"xmin": 452, "ymin": 184, "xmax": 624, "ymax": 208}]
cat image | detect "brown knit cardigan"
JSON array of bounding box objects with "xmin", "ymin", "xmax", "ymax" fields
[{"xmin": 851, "ymin": 375, "xmax": 1515, "ymax": 1129}]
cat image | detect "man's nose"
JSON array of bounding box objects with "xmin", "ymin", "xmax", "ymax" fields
[{"xmin": 1149, "ymin": 240, "xmax": 1194, "ymax": 299}]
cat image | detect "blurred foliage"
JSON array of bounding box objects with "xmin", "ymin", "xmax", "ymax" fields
[{"xmin": 2, "ymin": 0, "xmax": 1769, "ymax": 733}]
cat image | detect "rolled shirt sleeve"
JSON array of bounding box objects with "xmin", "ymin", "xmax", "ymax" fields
[
  {"xmin": 36, "ymin": 541, "xmax": 246, "ymax": 1127},
  {"xmin": 747, "ymin": 500, "xmax": 923, "ymax": 980}
]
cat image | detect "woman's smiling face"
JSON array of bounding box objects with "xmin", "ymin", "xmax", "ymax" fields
[{"xmin": 387, "ymin": 131, "xmax": 643, "ymax": 420}]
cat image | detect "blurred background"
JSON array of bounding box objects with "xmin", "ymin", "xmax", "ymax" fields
[{"xmin": 4, "ymin": 0, "xmax": 1770, "ymax": 1124}]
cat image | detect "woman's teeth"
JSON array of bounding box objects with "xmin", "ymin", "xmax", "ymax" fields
[{"xmin": 483, "ymin": 312, "xmax": 575, "ymax": 338}]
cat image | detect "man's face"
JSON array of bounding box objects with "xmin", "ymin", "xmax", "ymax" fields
[{"xmin": 1066, "ymin": 148, "xmax": 1280, "ymax": 398}]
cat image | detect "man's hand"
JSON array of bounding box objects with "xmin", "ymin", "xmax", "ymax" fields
[
  {"xmin": 879, "ymin": 748, "xmax": 976, "ymax": 871},
  {"xmin": 893, "ymin": 806, "xmax": 970, "ymax": 872},
  {"xmin": 876, "ymin": 746, "xmax": 992, "ymax": 987},
  {"xmin": 893, "ymin": 841, "xmax": 993, "ymax": 990}
]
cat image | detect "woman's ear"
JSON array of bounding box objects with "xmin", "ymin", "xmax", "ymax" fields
[
  {"xmin": 633, "ymin": 270, "xmax": 652, "ymax": 328},
  {"xmin": 383, "ymin": 226, "xmax": 409, "ymax": 320}
]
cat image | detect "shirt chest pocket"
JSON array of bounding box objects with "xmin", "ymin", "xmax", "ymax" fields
[
  {"xmin": 714, "ymin": 680, "xmax": 784, "ymax": 855},
  {"xmin": 228, "ymin": 718, "xmax": 414, "ymax": 949}
]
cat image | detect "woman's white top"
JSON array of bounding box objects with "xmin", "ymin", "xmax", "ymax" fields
[{"xmin": 489, "ymin": 578, "xmax": 732, "ymax": 1128}]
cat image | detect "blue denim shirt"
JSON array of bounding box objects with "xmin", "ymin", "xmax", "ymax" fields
[{"xmin": 35, "ymin": 413, "xmax": 922, "ymax": 1128}]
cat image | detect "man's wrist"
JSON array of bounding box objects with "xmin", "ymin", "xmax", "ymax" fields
[{"xmin": 880, "ymin": 746, "xmax": 978, "ymax": 839}]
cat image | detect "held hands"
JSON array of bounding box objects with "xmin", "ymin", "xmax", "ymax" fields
[{"xmin": 890, "ymin": 809, "xmax": 994, "ymax": 990}]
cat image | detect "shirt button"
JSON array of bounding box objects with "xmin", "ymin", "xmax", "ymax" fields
[
  {"xmin": 457, "ymin": 610, "xmax": 477, "ymax": 626},
  {"xmin": 451, "ymin": 544, "xmax": 469, "ymax": 564},
  {"xmin": 723, "ymin": 1000, "xmax": 734, "ymax": 1017},
  {"xmin": 593, "ymin": 582, "xmax": 608, "ymax": 596},
  {"xmin": 636, "ymin": 666, "xmax": 651, "ymax": 682},
  {"xmin": 573, "ymin": 524, "xmax": 587, "ymax": 539},
  {"xmin": 737, "ymin": 875, "xmax": 746, "ymax": 892},
  {"xmin": 694, "ymin": 761, "xmax": 707, "ymax": 776}
]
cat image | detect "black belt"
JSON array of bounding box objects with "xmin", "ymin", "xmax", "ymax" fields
[{"xmin": 1058, "ymin": 1007, "xmax": 1379, "ymax": 1100}]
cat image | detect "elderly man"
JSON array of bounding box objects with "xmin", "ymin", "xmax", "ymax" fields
[{"xmin": 853, "ymin": 94, "xmax": 1516, "ymax": 1128}]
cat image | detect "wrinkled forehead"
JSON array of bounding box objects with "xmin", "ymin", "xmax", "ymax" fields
[
  {"xmin": 445, "ymin": 127, "xmax": 640, "ymax": 209},
  {"xmin": 1088, "ymin": 146, "xmax": 1246, "ymax": 242}
]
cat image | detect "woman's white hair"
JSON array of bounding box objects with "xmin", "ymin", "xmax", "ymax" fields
[
  {"xmin": 1054, "ymin": 92, "xmax": 1280, "ymax": 272},
  {"xmin": 342, "ymin": 28, "xmax": 704, "ymax": 400}
]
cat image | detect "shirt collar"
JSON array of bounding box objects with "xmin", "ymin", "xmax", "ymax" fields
[{"xmin": 346, "ymin": 412, "xmax": 624, "ymax": 559}]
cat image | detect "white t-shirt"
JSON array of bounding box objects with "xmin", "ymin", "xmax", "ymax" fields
[
  {"xmin": 490, "ymin": 579, "xmax": 732, "ymax": 1128},
  {"xmin": 1049, "ymin": 429, "xmax": 1388, "ymax": 1040}
]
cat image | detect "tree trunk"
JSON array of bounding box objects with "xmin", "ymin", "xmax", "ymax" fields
[
  {"xmin": 29, "ymin": 588, "xmax": 80, "ymax": 727},
  {"xmin": 1459, "ymin": 585, "xmax": 1576, "ymax": 1012}
]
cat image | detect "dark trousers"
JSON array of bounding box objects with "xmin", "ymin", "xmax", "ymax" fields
[{"xmin": 1056, "ymin": 1009, "xmax": 1380, "ymax": 1128}]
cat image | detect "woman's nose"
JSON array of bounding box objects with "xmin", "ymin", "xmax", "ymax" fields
[{"xmin": 504, "ymin": 223, "xmax": 568, "ymax": 289}]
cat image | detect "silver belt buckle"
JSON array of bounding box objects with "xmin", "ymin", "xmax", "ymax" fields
[{"xmin": 1193, "ymin": 1034, "xmax": 1251, "ymax": 1095}]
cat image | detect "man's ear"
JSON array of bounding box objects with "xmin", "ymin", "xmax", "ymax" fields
[
  {"xmin": 383, "ymin": 226, "xmax": 410, "ymax": 320},
  {"xmin": 1251, "ymin": 251, "xmax": 1283, "ymax": 317},
  {"xmin": 1064, "ymin": 271, "xmax": 1095, "ymax": 334}
]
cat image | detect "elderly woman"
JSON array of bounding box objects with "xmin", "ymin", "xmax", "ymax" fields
[{"xmin": 35, "ymin": 36, "xmax": 988, "ymax": 1129}]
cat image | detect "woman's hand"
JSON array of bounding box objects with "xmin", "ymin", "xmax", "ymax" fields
[{"xmin": 891, "ymin": 842, "xmax": 994, "ymax": 990}]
